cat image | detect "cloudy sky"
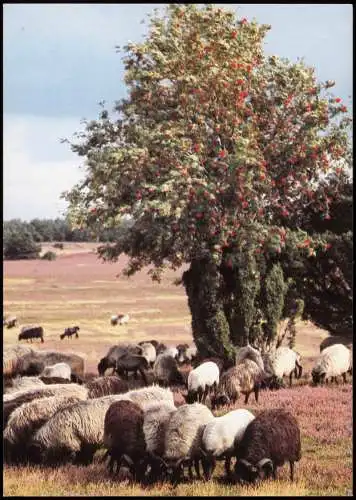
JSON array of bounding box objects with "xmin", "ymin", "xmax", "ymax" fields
[{"xmin": 3, "ymin": 3, "xmax": 353, "ymax": 221}]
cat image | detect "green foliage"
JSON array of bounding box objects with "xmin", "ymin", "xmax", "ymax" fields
[
  {"xmin": 41, "ymin": 251, "xmax": 57, "ymax": 261},
  {"xmin": 3, "ymin": 221, "xmax": 41, "ymax": 260},
  {"xmin": 61, "ymin": 4, "xmax": 352, "ymax": 350}
]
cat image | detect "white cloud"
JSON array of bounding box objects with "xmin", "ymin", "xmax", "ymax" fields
[{"xmin": 3, "ymin": 114, "xmax": 85, "ymax": 221}]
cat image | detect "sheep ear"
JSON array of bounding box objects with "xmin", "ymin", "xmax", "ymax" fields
[
  {"xmin": 239, "ymin": 459, "xmax": 252, "ymax": 470},
  {"xmin": 122, "ymin": 454, "xmax": 134, "ymax": 467}
]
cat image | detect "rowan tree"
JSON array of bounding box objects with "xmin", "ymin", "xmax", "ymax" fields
[{"xmin": 63, "ymin": 4, "xmax": 352, "ymax": 358}]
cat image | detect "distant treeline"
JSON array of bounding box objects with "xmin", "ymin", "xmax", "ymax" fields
[
  {"xmin": 3, "ymin": 218, "xmax": 125, "ymax": 260},
  {"xmin": 3, "ymin": 218, "xmax": 122, "ymax": 243}
]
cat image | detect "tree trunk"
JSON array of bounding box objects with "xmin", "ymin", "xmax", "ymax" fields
[{"xmin": 182, "ymin": 258, "xmax": 235, "ymax": 361}]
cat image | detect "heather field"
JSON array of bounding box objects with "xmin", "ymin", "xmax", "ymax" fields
[{"xmin": 3, "ymin": 243, "xmax": 353, "ymax": 496}]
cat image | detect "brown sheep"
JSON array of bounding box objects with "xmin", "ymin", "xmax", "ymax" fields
[
  {"xmin": 103, "ymin": 399, "xmax": 147, "ymax": 480},
  {"xmin": 86, "ymin": 376, "xmax": 130, "ymax": 399}
]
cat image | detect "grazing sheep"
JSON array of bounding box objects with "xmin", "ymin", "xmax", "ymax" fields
[
  {"xmin": 98, "ymin": 343, "xmax": 142, "ymax": 376},
  {"xmin": 163, "ymin": 403, "xmax": 215, "ymax": 484},
  {"xmin": 186, "ymin": 361, "xmax": 220, "ymax": 404},
  {"xmin": 141, "ymin": 401, "xmax": 177, "ymax": 483},
  {"xmin": 139, "ymin": 342, "xmax": 157, "ymax": 368},
  {"xmin": 312, "ymin": 343, "xmax": 351, "ymax": 385},
  {"xmin": 115, "ymin": 354, "xmax": 150, "ymax": 385},
  {"xmin": 30, "ymin": 385, "xmax": 174, "ymax": 465},
  {"xmin": 4, "ymin": 395, "xmax": 83, "ymax": 464},
  {"xmin": 41, "ymin": 362, "xmax": 72, "ymax": 381},
  {"xmin": 103, "ymin": 400, "xmax": 146, "ymax": 479},
  {"xmin": 18, "ymin": 326, "xmax": 44, "ymax": 343},
  {"xmin": 4, "ymin": 376, "xmax": 45, "ymax": 394},
  {"xmin": 234, "ymin": 409, "xmax": 301, "ymax": 483},
  {"xmin": 5, "ymin": 316, "xmax": 18, "ymax": 329},
  {"xmin": 16, "ymin": 350, "xmax": 85, "ymax": 378},
  {"xmin": 235, "ymin": 345, "xmax": 265, "ymax": 372},
  {"xmin": 319, "ymin": 336, "xmax": 352, "ymax": 352},
  {"xmin": 266, "ymin": 347, "xmax": 303, "ymax": 389},
  {"xmin": 111, "ymin": 314, "xmax": 130, "ymax": 326},
  {"xmin": 60, "ymin": 326, "xmax": 80, "ymax": 340},
  {"xmin": 3, "ymin": 383, "xmax": 88, "ymax": 429},
  {"xmin": 212, "ymin": 359, "xmax": 266, "ymax": 409},
  {"xmin": 3, "ymin": 345, "xmax": 34, "ymax": 378},
  {"xmin": 153, "ymin": 353, "xmax": 184, "ymax": 387},
  {"xmin": 86, "ymin": 376, "xmax": 130, "ymax": 399},
  {"xmin": 201, "ymin": 409, "xmax": 256, "ymax": 479},
  {"xmin": 40, "ymin": 376, "xmax": 73, "ymax": 385}
]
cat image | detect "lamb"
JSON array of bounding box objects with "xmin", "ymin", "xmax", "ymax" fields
[
  {"xmin": 186, "ymin": 361, "xmax": 220, "ymax": 404},
  {"xmin": 266, "ymin": 347, "xmax": 303, "ymax": 389},
  {"xmin": 86, "ymin": 376, "xmax": 130, "ymax": 399},
  {"xmin": 41, "ymin": 362, "xmax": 72, "ymax": 381},
  {"xmin": 4, "ymin": 395, "xmax": 83, "ymax": 464},
  {"xmin": 18, "ymin": 325, "xmax": 44, "ymax": 343},
  {"xmin": 3, "ymin": 383, "xmax": 88, "ymax": 429},
  {"xmin": 234, "ymin": 409, "xmax": 301, "ymax": 483},
  {"xmin": 211, "ymin": 359, "xmax": 266, "ymax": 409},
  {"xmin": 98, "ymin": 343, "xmax": 142, "ymax": 376},
  {"xmin": 312, "ymin": 343, "xmax": 351, "ymax": 385},
  {"xmin": 30, "ymin": 385, "xmax": 174, "ymax": 465},
  {"xmin": 201, "ymin": 409, "xmax": 256, "ymax": 479},
  {"xmin": 153, "ymin": 353, "xmax": 184, "ymax": 387},
  {"xmin": 139, "ymin": 342, "xmax": 157, "ymax": 368},
  {"xmin": 163, "ymin": 402, "xmax": 215, "ymax": 484},
  {"xmin": 4, "ymin": 376, "xmax": 45, "ymax": 394},
  {"xmin": 103, "ymin": 400, "xmax": 147, "ymax": 479}
]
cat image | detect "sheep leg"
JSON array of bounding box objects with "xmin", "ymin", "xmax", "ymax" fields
[
  {"xmin": 202, "ymin": 386, "xmax": 209, "ymax": 404},
  {"xmin": 273, "ymin": 465, "xmax": 278, "ymax": 480},
  {"xmin": 289, "ymin": 371, "xmax": 293, "ymax": 387},
  {"xmin": 342, "ymin": 372, "xmax": 347, "ymax": 383},
  {"xmin": 244, "ymin": 392, "xmax": 250, "ymax": 404},
  {"xmin": 224, "ymin": 455, "xmax": 232, "ymax": 477},
  {"xmin": 289, "ymin": 461, "xmax": 294, "ymax": 481},
  {"xmin": 202, "ymin": 456, "xmax": 215, "ymax": 480},
  {"xmin": 254, "ymin": 387, "xmax": 259, "ymax": 403},
  {"xmin": 188, "ymin": 461, "xmax": 194, "ymax": 480},
  {"xmin": 139, "ymin": 368, "xmax": 148, "ymax": 386},
  {"xmin": 194, "ymin": 458, "xmax": 201, "ymax": 479}
]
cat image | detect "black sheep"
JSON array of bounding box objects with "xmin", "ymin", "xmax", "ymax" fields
[
  {"xmin": 103, "ymin": 400, "xmax": 147, "ymax": 480},
  {"xmin": 86, "ymin": 376, "xmax": 129, "ymax": 398},
  {"xmin": 234, "ymin": 409, "xmax": 301, "ymax": 483},
  {"xmin": 18, "ymin": 326, "xmax": 44, "ymax": 343},
  {"xmin": 60, "ymin": 326, "xmax": 80, "ymax": 340}
]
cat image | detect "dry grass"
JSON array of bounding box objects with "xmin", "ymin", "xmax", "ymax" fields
[{"xmin": 3, "ymin": 244, "xmax": 353, "ymax": 496}]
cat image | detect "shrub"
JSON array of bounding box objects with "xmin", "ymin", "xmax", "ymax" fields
[{"xmin": 41, "ymin": 251, "xmax": 57, "ymax": 261}]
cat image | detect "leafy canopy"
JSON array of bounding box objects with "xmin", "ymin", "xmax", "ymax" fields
[{"xmin": 63, "ymin": 4, "xmax": 352, "ymax": 281}]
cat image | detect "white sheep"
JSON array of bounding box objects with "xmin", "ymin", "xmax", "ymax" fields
[
  {"xmin": 30, "ymin": 385, "xmax": 174, "ymax": 465},
  {"xmin": 312, "ymin": 343, "xmax": 351, "ymax": 385},
  {"xmin": 163, "ymin": 402, "xmax": 215, "ymax": 484},
  {"xmin": 269, "ymin": 347, "xmax": 303, "ymax": 388},
  {"xmin": 164, "ymin": 346, "xmax": 179, "ymax": 359},
  {"xmin": 4, "ymin": 394, "xmax": 84, "ymax": 463},
  {"xmin": 4, "ymin": 376, "xmax": 45, "ymax": 394},
  {"xmin": 139, "ymin": 342, "xmax": 157, "ymax": 367},
  {"xmin": 186, "ymin": 361, "xmax": 220, "ymax": 403},
  {"xmin": 41, "ymin": 362, "xmax": 72, "ymax": 380},
  {"xmin": 201, "ymin": 409, "xmax": 256, "ymax": 478},
  {"xmin": 118, "ymin": 314, "xmax": 130, "ymax": 325}
]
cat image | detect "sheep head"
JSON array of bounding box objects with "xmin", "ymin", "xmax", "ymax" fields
[{"xmin": 235, "ymin": 457, "xmax": 273, "ymax": 484}]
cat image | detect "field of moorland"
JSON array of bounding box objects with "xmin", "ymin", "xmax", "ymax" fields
[{"xmin": 3, "ymin": 243, "xmax": 353, "ymax": 496}]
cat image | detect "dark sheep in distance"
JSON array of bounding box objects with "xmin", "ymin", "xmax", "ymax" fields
[
  {"xmin": 5, "ymin": 317, "xmax": 18, "ymax": 329},
  {"xmin": 60, "ymin": 326, "xmax": 80, "ymax": 340},
  {"xmin": 234, "ymin": 409, "xmax": 301, "ymax": 484},
  {"xmin": 103, "ymin": 400, "xmax": 147, "ymax": 480},
  {"xmin": 18, "ymin": 326, "xmax": 44, "ymax": 343},
  {"xmin": 98, "ymin": 344, "xmax": 143, "ymax": 377},
  {"xmin": 115, "ymin": 354, "xmax": 150, "ymax": 385},
  {"xmin": 86, "ymin": 376, "xmax": 130, "ymax": 399}
]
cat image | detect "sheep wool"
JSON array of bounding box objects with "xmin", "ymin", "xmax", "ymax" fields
[
  {"xmin": 42, "ymin": 362, "xmax": 72, "ymax": 380},
  {"xmin": 312, "ymin": 343, "xmax": 351, "ymax": 382},
  {"xmin": 4, "ymin": 376, "xmax": 45, "ymax": 394},
  {"xmin": 164, "ymin": 403, "xmax": 214, "ymax": 462},
  {"xmin": 202, "ymin": 409, "xmax": 256, "ymax": 458},
  {"xmin": 143, "ymin": 401, "xmax": 177, "ymax": 456},
  {"xmin": 188, "ymin": 361, "xmax": 220, "ymax": 393}
]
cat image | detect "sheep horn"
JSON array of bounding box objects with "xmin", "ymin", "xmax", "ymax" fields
[
  {"xmin": 257, "ymin": 458, "xmax": 273, "ymax": 470},
  {"xmin": 122, "ymin": 454, "xmax": 134, "ymax": 467},
  {"xmin": 239, "ymin": 459, "xmax": 253, "ymax": 469}
]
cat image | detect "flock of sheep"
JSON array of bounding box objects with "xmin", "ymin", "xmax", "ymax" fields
[{"xmin": 3, "ymin": 337, "xmax": 352, "ymax": 488}]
